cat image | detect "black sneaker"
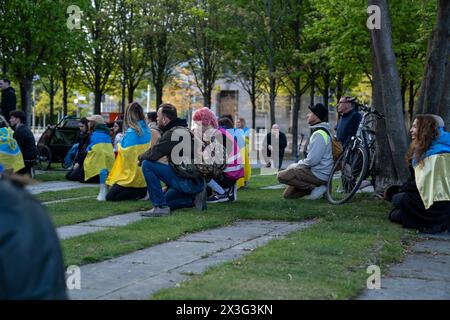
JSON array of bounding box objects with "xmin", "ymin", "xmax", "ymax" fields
[{"xmin": 207, "ymin": 193, "xmax": 230, "ymax": 203}]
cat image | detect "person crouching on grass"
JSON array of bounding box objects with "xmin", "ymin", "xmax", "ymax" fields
[
  {"xmin": 105, "ymin": 102, "xmax": 152, "ymax": 201},
  {"xmin": 277, "ymin": 103, "xmax": 333, "ymax": 200}
]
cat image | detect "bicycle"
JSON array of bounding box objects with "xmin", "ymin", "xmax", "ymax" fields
[{"xmin": 326, "ymin": 101, "xmax": 384, "ymax": 204}]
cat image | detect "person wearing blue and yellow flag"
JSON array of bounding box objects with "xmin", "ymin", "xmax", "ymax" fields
[
  {"xmin": 388, "ymin": 114, "xmax": 450, "ymax": 234},
  {"xmin": 236, "ymin": 118, "xmax": 251, "ymax": 189},
  {"xmin": 0, "ymin": 115, "xmax": 25, "ymax": 173},
  {"xmin": 106, "ymin": 102, "xmax": 153, "ymax": 201},
  {"xmin": 84, "ymin": 115, "xmax": 115, "ymax": 200}
]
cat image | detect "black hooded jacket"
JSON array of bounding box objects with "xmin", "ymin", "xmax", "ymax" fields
[
  {"xmin": 0, "ymin": 179, "xmax": 67, "ymax": 299},
  {"xmin": 1, "ymin": 87, "xmax": 16, "ymax": 122},
  {"xmin": 138, "ymin": 118, "xmax": 190, "ymax": 162}
]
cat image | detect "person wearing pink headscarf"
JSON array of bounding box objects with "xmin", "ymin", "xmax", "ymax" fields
[{"xmin": 193, "ymin": 108, "xmax": 244, "ymax": 203}]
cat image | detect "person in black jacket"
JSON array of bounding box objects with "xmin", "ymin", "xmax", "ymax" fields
[
  {"xmin": 66, "ymin": 117, "xmax": 91, "ymax": 182},
  {"xmin": 264, "ymin": 124, "xmax": 288, "ymax": 169},
  {"xmin": 0, "ymin": 171, "xmax": 67, "ymax": 300},
  {"xmin": 138, "ymin": 103, "xmax": 205, "ymax": 217},
  {"xmin": 0, "ymin": 79, "xmax": 17, "ymax": 123},
  {"xmin": 9, "ymin": 110, "xmax": 38, "ymax": 176}
]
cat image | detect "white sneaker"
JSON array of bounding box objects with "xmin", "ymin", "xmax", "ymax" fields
[
  {"xmin": 308, "ymin": 185, "xmax": 327, "ymax": 200},
  {"xmin": 96, "ymin": 184, "xmax": 108, "ymax": 201}
]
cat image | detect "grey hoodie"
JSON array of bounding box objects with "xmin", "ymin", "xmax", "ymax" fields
[{"xmin": 297, "ymin": 122, "xmax": 333, "ymax": 181}]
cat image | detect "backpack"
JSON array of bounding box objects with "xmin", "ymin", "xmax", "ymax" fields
[
  {"xmin": 316, "ymin": 128, "xmax": 343, "ymax": 161},
  {"xmin": 169, "ymin": 129, "xmax": 226, "ymax": 180}
]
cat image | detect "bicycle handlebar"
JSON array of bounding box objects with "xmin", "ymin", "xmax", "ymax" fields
[{"xmin": 355, "ymin": 102, "xmax": 384, "ymax": 119}]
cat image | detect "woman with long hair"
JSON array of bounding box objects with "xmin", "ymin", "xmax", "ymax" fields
[
  {"xmin": 112, "ymin": 120, "xmax": 123, "ymax": 156},
  {"xmin": 388, "ymin": 114, "xmax": 450, "ymax": 233},
  {"xmin": 106, "ymin": 102, "xmax": 152, "ymax": 201}
]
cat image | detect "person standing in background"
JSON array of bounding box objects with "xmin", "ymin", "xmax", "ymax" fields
[{"xmin": 0, "ymin": 79, "xmax": 16, "ymax": 123}]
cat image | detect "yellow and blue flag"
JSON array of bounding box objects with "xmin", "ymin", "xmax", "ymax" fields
[
  {"xmin": 414, "ymin": 128, "xmax": 450, "ymax": 209},
  {"xmin": 0, "ymin": 127, "xmax": 25, "ymax": 172},
  {"xmin": 107, "ymin": 120, "xmax": 152, "ymax": 188},
  {"xmin": 84, "ymin": 126, "xmax": 115, "ymax": 181}
]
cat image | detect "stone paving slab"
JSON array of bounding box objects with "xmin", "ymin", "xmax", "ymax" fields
[
  {"xmin": 27, "ymin": 181, "xmax": 97, "ymax": 195},
  {"xmin": 57, "ymin": 225, "xmax": 109, "ymax": 240},
  {"xmin": 358, "ymin": 277, "xmax": 450, "ymax": 300},
  {"xmin": 43, "ymin": 195, "xmax": 95, "ymax": 205},
  {"xmin": 412, "ymin": 240, "xmax": 450, "ymax": 255},
  {"xmin": 69, "ymin": 219, "xmax": 315, "ymax": 300},
  {"xmin": 387, "ymin": 254, "xmax": 450, "ymax": 282},
  {"xmin": 358, "ymin": 232, "xmax": 450, "ymax": 300},
  {"xmin": 78, "ymin": 212, "xmax": 145, "ymax": 228},
  {"xmin": 57, "ymin": 212, "xmax": 146, "ymax": 240},
  {"xmin": 418, "ymin": 232, "xmax": 450, "ymax": 241}
]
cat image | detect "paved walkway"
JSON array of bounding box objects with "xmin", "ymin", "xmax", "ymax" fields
[
  {"xmin": 57, "ymin": 212, "xmax": 146, "ymax": 240},
  {"xmin": 27, "ymin": 181, "xmax": 97, "ymax": 195},
  {"xmin": 69, "ymin": 219, "xmax": 316, "ymax": 300},
  {"xmin": 358, "ymin": 232, "xmax": 450, "ymax": 300}
]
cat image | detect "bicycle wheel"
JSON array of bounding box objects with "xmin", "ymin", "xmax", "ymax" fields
[
  {"xmin": 326, "ymin": 145, "xmax": 369, "ymax": 204},
  {"xmin": 37, "ymin": 146, "xmax": 52, "ymax": 171}
]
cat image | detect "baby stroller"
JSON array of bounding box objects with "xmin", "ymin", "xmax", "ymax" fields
[{"xmin": 36, "ymin": 117, "xmax": 80, "ymax": 170}]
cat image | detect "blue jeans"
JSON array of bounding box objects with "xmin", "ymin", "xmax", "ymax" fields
[
  {"xmin": 141, "ymin": 160, "xmax": 204, "ymax": 209},
  {"xmin": 392, "ymin": 192, "xmax": 405, "ymax": 209}
]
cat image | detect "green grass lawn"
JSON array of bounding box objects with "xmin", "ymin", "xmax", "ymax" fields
[
  {"xmin": 40, "ymin": 170, "xmax": 412, "ymax": 299},
  {"xmin": 37, "ymin": 187, "xmax": 97, "ymax": 203},
  {"xmin": 34, "ymin": 170, "xmax": 68, "ymax": 182},
  {"xmin": 152, "ymin": 200, "xmax": 411, "ymax": 299}
]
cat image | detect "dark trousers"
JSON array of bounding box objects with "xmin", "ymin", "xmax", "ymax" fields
[
  {"xmin": 392, "ymin": 192, "xmax": 449, "ymax": 232},
  {"xmin": 141, "ymin": 160, "xmax": 205, "ymax": 209},
  {"xmin": 66, "ymin": 165, "xmax": 99, "ymax": 183},
  {"xmin": 106, "ymin": 184, "xmax": 147, "ymax": 202}
]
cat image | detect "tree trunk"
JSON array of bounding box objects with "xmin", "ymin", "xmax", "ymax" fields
[
  {"xmin": 128, "ymin": 86, "xmax": 135, "ymax": 105},
  {"xmin": 415, "ymin": 0, "xmax": 450, "ymax": 116},
  {"xmin": 155, "ymin": 82, "xmax": 163, "ymax": 110},
  {"xmin": 204, "ymin": 87, "xmax": 212, "ymax": 109},
  {"xmin": 94, "ymin": 90, "xmax": 102, "ymax": 115},
  {"xmin": 400, "ymin": 75, "xmax": 407, "ymax": 115},
  {"xmin": 309, "ymin": 72, "xmax": 315, "ymax": 107},
  {"xmin": 322, "ymin": 69, "xmax": 330, "ymax": 110},
  {"xmin": 49, "ymin": 76, "xmax": 55, "ymax": 125},
  {"xmin": 269, "ymin": 77, "xmax": 276, "ymax": 126},
  {"xmin": 336, "ymin": 72, "xmax": 344, "ymax": 103},
  {"xmin": 19, "ymin": 77, "xmax": 33, "ymax": 126},
  {"xmin": 438, "ymin": 58, "xmax": 450, "ymax": 128},
  {"xmin": 121, "ymin": 75, "xmax": 126, "ymax": 114},
  {"xmin": 292, "ymin": 78, "xmax": 301, "ymax": 162},
  {"xmin": 369, "ymin": 0, "xmax": 409, "ymax": 185},
  {"xmin": 251, "ymin": 92, "xmax": 257, "ymax": 130},
  {"xmin": 373, "ymin": 62, "xmax": 402, "ymax": 193},
  {"xmin": 62, "ymin": 68, "xmax": 68, "ymax": 117},
  {"xmin": 408, "ymin": 80, "xmax": 415, "ymax": 126}
]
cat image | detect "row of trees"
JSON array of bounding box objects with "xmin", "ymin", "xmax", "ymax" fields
[{"xmin": 1, "ymin": 0, "xmax": 449, "ymax": 187}]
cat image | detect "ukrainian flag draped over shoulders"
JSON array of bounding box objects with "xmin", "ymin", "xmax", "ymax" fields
[
  {"xmin": 107, "ymin": 120, "xmax": 151, "ymax": 188},
  {"xmin": 414, "ymin": 128, "xmax": 450, "ymax": 209},
  {"xmin": 0, "ymin": 127, "xmax": 25, "ymax": 172},
  {"xmin": 84, "ymin": 125, "xmax": 115, "ymax": 181}
]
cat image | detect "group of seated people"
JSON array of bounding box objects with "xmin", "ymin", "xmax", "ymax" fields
[
  {"xmin": 2, "ymin": 98, "xmax": 447, "ymax": 234},
  {"xmin": 64, "ymin": 102, "xmax": 250, "ymax": 216},
  {"xmin": 63, "ymin": 98, "xmax": 449, "ymax": 233}
]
